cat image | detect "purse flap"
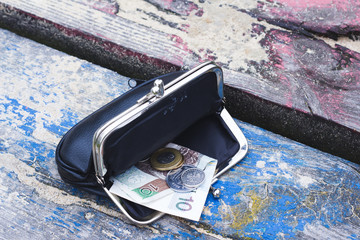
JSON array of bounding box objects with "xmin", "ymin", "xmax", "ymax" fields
[{"xmin": 93, "ymin": 62, "xmax": 224, "ymax": 178}]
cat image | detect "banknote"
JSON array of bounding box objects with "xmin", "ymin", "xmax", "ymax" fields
[{"xmin": 109, "ymin": 143, "xmax": 217, "ymax": 221}]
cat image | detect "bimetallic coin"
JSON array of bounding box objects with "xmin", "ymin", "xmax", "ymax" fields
[
  {"xmin": 152, "ymin": 160, "xmax": 184, "ymax": 171},
  {"xmin": 150, "ymin": 148, "xmax": 183, "ymax": 171},
  {"xmin": 157, "ymin": 151, "xmax": 175, "ymax": 164},
  {"xmin": 166, "ymin": 165, "xmax": 196, "ymax": 192},
  {"xmin": 151, "ymin": 156, "xmax": 184, "ymax": 171},
  {"xmin": 180, "ymin": 168, "xmax": 205, "ymax": 188}
]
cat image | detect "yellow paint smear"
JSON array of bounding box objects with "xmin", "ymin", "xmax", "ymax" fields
[{"xmin": 231, "ymin": 191, "xmax": 268, "ymax": 230}]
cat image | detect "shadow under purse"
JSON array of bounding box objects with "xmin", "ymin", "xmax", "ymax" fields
[{"xmin": 55, "ymin": 62, "xmax": 248, "ymax": 224}]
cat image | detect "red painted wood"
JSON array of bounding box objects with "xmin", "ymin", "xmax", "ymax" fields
[
  {"xmin": 145, "ymin": 0, "xmax": 360, "ymax": 38},
  {"xmin": 252, "ymin": 0, "xmax": 360, "ymax": 38},
  {"xmin": 225, "ymin": 28, "xmax": 360, "ymax": 161},
  {"xmin": 258, "ymin": 29, "xmax": 360, "ymax": 128}
]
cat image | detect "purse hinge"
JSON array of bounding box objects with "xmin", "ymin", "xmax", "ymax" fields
[{"xmin": 137, "ymin": 79, "xmax": 164, "ymax": 104}]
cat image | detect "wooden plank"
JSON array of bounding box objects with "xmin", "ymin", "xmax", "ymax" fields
[
  {"xmin": 226, "ymin": 29, "xmax": 360, "ymax": 164},
  {"xmin": 1, "ymin": 27, "xmax": 360, "ymax": 239},
  {"xmin": 0, "ymin": 0, "xmax": 359, "ymax": 161},
  {"xmin": 147, "ymin": 0, "xmax": 360, "ymax": 38},
  {"xmin": 250, "ymin": 0, "xmax": 360, "ymax": 39}
]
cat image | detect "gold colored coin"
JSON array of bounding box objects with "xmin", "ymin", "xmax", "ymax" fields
[{"xmin": 150, "ymin": 148, "xmax": 183, "ymax": 171}]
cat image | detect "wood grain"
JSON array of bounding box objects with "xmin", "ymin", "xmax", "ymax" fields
[
  {"xmin": 148, "ymin": 0, "xmax": 360, "ymax": 38},
  {"xmin": 1, "ymin": 28, "xmax": 360, "ymax": 239},
  {"xmin": 0, "ymin": 0, "xmax": 359, "ymax": 162},
  {"xmin": 251, "ymin": 0, "xmax": 360, "ymax": 39}
]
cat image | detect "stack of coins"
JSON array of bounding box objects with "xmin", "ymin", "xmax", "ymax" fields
[{"xmin": 150, "ymin": 148, "xmax": 184, "ymax": 171}]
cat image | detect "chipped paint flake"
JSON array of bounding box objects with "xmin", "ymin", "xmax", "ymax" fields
[
  {"xmin": 256, "ymin": 161, "xmax": 266, "ymax": 168},
  {"xmin": 298, "ymin": 175, "xmax": 316, "ymax": 188}
]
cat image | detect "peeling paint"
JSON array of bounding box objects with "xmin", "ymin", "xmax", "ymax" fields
[
  {"xmin": 1, "ymin": 25, "xmax": 360, "ymax": 239},
  {"xmin": 1, "ymin": 153, "xmax": 122, "ymax": 218},
  {"xmin": 115, "ymin": 0, "xmax": 270, "ymax": 71},
  {"xmin": 230, "ymin": 191, "xmax": 269, "ymax": 230}
]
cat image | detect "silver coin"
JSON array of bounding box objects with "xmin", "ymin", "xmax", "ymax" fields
[
  {"xmin": 166, "ymin": 165, "xmax": 196, "ymax": 193},
  {"xmin": 180, "ymin": 168, "xmax": 205, "ymax": 188}
]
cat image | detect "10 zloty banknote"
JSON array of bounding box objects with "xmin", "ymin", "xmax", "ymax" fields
[{"xmin": 109, "ymin": 143, "xmax": 217, "ymax": 221}]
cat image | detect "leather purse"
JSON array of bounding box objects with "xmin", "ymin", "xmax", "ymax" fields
[{"xmin": 55, "ymin": 62, "xmax": 248, "ymax": 224}]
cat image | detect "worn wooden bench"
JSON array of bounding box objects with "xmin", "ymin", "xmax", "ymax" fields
[
  {"xmin": 0, "ymin": 0, "xmax": 360, "ymax": 239},
  {"xmin": 1, "ymin": 26, "xmax": 360, "ymax": 239},
  {"xmin": 0, "ymin": 0, "xmax": 359, "ymax": 162}
]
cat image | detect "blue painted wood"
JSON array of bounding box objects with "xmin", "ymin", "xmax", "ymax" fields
[{"xmin": 1, "ymin": 28, "xmax": 360, "ymax": 239}]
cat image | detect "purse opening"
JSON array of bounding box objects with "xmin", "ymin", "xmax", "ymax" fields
[
  {"xmin": 101, "ymin": 70, "xmax": 240, "ymax": 221},
  {"xmin": 108, "ymin": 111, "xmax": 240, "ymax": 221}
]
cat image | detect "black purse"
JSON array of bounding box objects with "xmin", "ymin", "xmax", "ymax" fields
[{"xmin": 55, "ymin": 62, "xmax": 248, "ymax": 224}]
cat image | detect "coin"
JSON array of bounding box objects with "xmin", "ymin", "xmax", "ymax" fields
[
  {"xmin": 157, "ymin": 151, "xmax": 175, "ymax": 164},
  {"xmin": 181, "ymin": 168, "xmax": 205, "ymax": 188},
  {"xmin": 166, "ymin": 165, "xmax": 197, "ymax": 192},
  {"xmin": 150, "ymin": 148, "xmax": 183, "ymax": 171},
  {"xmin": 171, "ymin": 157, "xmax": 184, "ymax": 168},
  {"xmin": 152, "ymin": 160, "xmax": 184, "ymax": 171}
]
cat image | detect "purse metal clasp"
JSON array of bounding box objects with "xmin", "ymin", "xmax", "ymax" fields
[{"xmin": 137, "ymin": 79, "xmax": 164, "ymax": 104}]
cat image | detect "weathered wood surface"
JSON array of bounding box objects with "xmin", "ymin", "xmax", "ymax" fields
[
  {"xmin": 0, "ymin": 0, "xmax": 359, "ymax": 162},
  {"xmin": 149, "ymin": 0, "xmax": 360, "ymax": 38},
  {"xmin": 249, "ymin": 0, "xmax": 360, "ymax": 39},
  {"xmin": 1, "ymin": 28, "xmax": 360, "ymax": 239}
]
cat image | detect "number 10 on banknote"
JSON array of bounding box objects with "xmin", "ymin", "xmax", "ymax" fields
[{"xmin": 109, "ymin": 143, "xmax": 217, "ymax": 221}]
